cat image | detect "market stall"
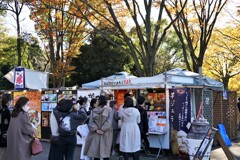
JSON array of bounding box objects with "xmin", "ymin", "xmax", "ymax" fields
[{"xmin": 100, "ymin": 68, "xmax": 223, "ymax": 150}]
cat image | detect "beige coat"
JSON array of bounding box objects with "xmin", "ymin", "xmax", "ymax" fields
[
  {"xmin": 84, "ymin": 106, "xmax": 113, "ymax": 159},
  {"xmin": 7, "ymin": 111, "xmax": 34, "ymax": 160}
]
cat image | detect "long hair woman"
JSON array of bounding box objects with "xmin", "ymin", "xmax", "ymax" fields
[{"xmin": 7, "ymin": 97, "xmax": 35, "ymax": 160}]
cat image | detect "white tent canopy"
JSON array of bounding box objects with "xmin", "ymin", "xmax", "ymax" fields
[
  {"xmin": 4, "ymin": 68, "xmax": 49, "ymax": 90},
  {"xmin": 82, "ymin": 71, "xmax": 137, "ymax": 89},
  {"xmin": 101, "ymin": 68, "xmax": 223, "ymax": 90}
]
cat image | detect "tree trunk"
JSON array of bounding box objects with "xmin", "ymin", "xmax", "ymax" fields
[
  {"xmin": 222, "ymin": 76, "xmax": 230, "ymax": 91},
  {"xmin": 16, "ymin": 1, "xmax": 21, "ymax": 66}
]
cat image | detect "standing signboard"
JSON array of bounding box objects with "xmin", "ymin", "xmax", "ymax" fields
[
  {"xmin": 13, "ymin": 91, "xmax": 42, "ymax": 138},
  {"xmin": 194, "ymin": 127, "xmax": 217, "ymax": 160}
]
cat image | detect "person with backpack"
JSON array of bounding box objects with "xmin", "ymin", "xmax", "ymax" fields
[
  {"xmin": 0, "ymin": 93, "xmax": 12, "ymax": 159},
  {"xmin": 48, "ymin": 99, "xmax": 65, "ymax": 160},
  {"xmin": 53, "ymin": 99, "xmax": 88, "ymax": 160}
]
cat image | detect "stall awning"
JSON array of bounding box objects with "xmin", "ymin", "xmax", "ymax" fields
[
  {"xmin": 82, "ymin": 71, "xmax": 137, "ymax": 89},
  {"xmin": 101, "ymin": 68, "xmax": 224, "ymax": 90}
]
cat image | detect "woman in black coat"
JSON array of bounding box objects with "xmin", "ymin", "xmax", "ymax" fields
[{"xmin": 0, "ymin": 93, "xmax": 12, "ymax": 159}]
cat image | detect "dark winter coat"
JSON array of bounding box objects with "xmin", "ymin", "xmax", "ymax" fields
[
  {"xmin": 53, "ymin": 108, "xmax": 87, "ymax": 136},
  {"xmin": 135, "ymin": 104, "xmax": 148, "ymax": 135}
]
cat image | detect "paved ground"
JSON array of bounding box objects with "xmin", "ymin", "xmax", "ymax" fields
[{"xmin": 33, "ymin": 136, "xmax": 240, "ymax": 160}]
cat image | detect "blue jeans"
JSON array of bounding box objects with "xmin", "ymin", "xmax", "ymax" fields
[{"xmin": 60, "ymin": 134, "xmax": 77, "ymax": 160}]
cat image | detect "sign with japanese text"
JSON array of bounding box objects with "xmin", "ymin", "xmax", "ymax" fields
[
  {"xmin": 147, "ymin": 111, "xmax": 167, "ymax": 133},
  {"xmin": 169, "ymin": 88, "xmax": 191, "ymax": 133},
  {"xmin": 14, "ymin": 67, "xmax": 25, "ymax": 90}
]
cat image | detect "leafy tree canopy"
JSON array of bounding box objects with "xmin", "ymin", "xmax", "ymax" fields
[{"xmin": 67, "ymin": 32, "xmax": 134, "ymax": 87}]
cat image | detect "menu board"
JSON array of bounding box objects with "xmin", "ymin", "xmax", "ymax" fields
[
  {"xmin": 147, "ymin": 111, "xmax": 167, "ymax": 133},
  {"xmin": 13, "ymin": 91, "xmax": 42, "ymax": 138},
  {"xmin": 57, "ymin": 90, "xmax": 77, "ymax": 103},
  {"xmin": 139, "ymin": 89, "xmax": 166, "ymax": 111},
  {"xmin": 41, "ymin": 90, "xmax": 58, "ymax": 111}
]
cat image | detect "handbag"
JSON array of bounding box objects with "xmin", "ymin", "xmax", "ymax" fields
[
  {"xmin": 31, "ymin": 134, "xmax": 43, "ymax": 155},
  {"xmin": 50, "ymin": 135, "xmax": 59, "ymax": 144}
]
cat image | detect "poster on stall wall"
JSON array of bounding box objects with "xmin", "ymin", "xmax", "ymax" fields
[
  {"xmin": 14, "ymin": 67, "xmax": 25, "ymax": 90},
  {"xmin": 169, "ymin": 88, "xmax": 191, "ymax": 133},
  {"xmin": 57, "ymin": 90, "xmax": 77, "ymax": 103},
  {"xmin": 41, "ymin": 90, "xmax": 58, "ymax": 111},
  {"xmin": 147, "ymin": 111, "xmax": 167, "ymax": 133},
  {"xmin": 13, "ymin": 91, "xmax": 42, "ymax": 138},
  {"xmin": 115, "ymin": 90, "xmax": 128, "ymax": 110},
  {"xmin": 42, "ymin": 112, "xmax": 50, "ymax": 127},
  {"xmin": 77, "ymin": 90, "xmax": 101, "ymax": 110}
]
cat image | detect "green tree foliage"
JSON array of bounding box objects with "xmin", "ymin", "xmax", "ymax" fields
[
  {"xmin": 0, "ymin": 0, "xmax": 31, "ymax": 66},
  {"xmin": 155, "ymin": 29, "xmax": 186, "ymax": 74},
  {"xmin": 0, "ymin": 19, "xmax": 45, "ymax": 89},
  {"xmin": 166, "ymin": 0, "xmax": 228, "ymax": 73},
  {"xmin": 0, "ymin": 64, "xmax": 14, "ymax": 90},
  {"xmin": 67, "ymin": 0, "xmax": 187, "ymax": 76},
  {"xmin": 0, "ymin": 21, "xmax": 17, "ymax": 90},
  {"xmin": 128, "ymin": 19, "xmax": 185, "ymax": 74},
  {"xmin": 21, "ymin": 33, "xmax": 48, "ymax": 71},
  {"xmin": 67, "ymin": 32, "xmax": 134, "ymax": 87}
]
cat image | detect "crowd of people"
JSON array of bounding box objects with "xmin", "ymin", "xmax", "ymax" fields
[{"xmin": 0, "ymin": 92, "xmax": 150, "ymax": 160}]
